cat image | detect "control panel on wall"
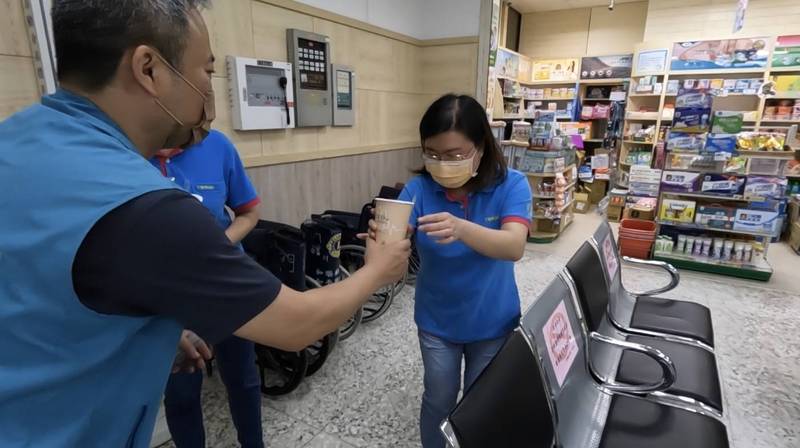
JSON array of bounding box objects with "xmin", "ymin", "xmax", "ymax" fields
[
  {"xmin": 226, "ymin": 56, "xmax": 295, "ymax": 130},
  {"xmin": 332, "ymin": 64, "xmax": 355, "ymax": 127},
  {"xmin": 287, "ymin": 29, "xmax": 332, "ymax": 127}
]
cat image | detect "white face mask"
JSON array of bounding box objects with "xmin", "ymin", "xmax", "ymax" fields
[{"xmin": 425, "ymin": 153, "xmax": 479, "ymax": 189}]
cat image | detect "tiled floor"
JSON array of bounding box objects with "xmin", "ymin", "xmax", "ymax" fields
[{"xmin": 160, "ymin": 213, "xmax": 800, "ymax": 448}]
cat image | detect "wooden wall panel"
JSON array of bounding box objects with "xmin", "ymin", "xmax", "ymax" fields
[
  {"xmin": 252, "ymin": 2, "xmax": 314, "ymax": 61},
  {"xmin": 420, "ymin": 44, "xmax": 479, "ymax": 95},
  {"xmin": 586, "ymin": 2, "xmax": 649, "ymax": 56},
  {"xmin": 0, "ymin": 55, "xmax": 39, "ymax": 120},
  {"xmin": 645, "ymin": 0, "xmax": 800, "ymax": 42},
  {"xmin": 246, "ymin": 147, "xmax": 421, "ymax": 225},
  {"xmin": 203, "ymin": 0, "xmax": 255, "ymax": 74},
  {"xmin": 519, "ymin": 2, "xmax": 648, "ymax": 59},
  {"xmin": 519, "ymin": 8, "xmax": 592, "ymax": 59},
  {"xmin": 0, "ymin": 0, "xmax": 31, "ymax": 57}
]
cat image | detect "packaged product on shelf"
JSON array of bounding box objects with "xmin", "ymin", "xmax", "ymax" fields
[
  {"xmin": 744, "ymin": 176, "xmax": 789, "ymax": 200},
  {"xmin": 735, "ymin": 79, "xmax": 751, "ymax": 92},
  {"xmin": 661, "ymin": 170, "xmax": 701, "ymax": 192},
  {"xmin": 666, "ymin": 132, "xmax": 707, "ymax": 151},
  {"xmin": 711, "ymin": 111, "xmax": 744, "ymax": 133},
  {"xmin": 712, "ymin": 237, "xmax": 725, "ymax": 258},
  {"xmin": 749, "ymin": 157, "xmax": 788, "ymax": 176},
  {"xmin": 723, "ymin": 240, "xmax": 734, "ymax": 260},
  {"xmin": 736, "ymin": 132, "xmax": 786, "ymax": 151},
  {"xmin": 701, "ymin": 237, "xmax": 713, "ymax": 256},
  {"xmin": 659, "ymin": 198, "xmax": 697, "ymax": 223},
  {"xmin": 673, "ymin": 107, "xmax": 712, "ymax": 133},
  {"xmin": 675, "ymin": 91, "xmax": 714, "ymax": 108},
  {"xmin": 733, "ymin": 242, "xmax": 745, "ymax": 261},
  {"xmin": 666, "ymin": 80, "xmax": 680, "ymax": 95},
  {"xmin": 774, "ymin": 75, "xmax": 800, "ymax": 94},
  {"xmin": 726, "ymin": 156, "xmax": 747, "ymax": 173},
  {"xmin": 733, "ymin": 209, "xmax": 781, "ymax": 233},
  {"xmin": 697, "ymin": 79, "xmax": 711, "ymax": 90},
  {"xmin": 700, "ymin": 173, "xmax": 746, "ymax": 194},
  {"xmin": 685, "ymin": 236, "xmax": 696, "ymax": 254},
  {"xmin": 743, "ymin": 243, "xmax": 753, "ymax": 262},
  {"xmin": 592, "ymin": 104, "xmax": 610, "ymax": 119},
  {"xmin": 695, "ymin": 205, "xmax": 736, "ymax": 229},
  {"xmin": 722, "ymin": 79, "xmax": 738, "ymax": 92},
  {"xmin": 704, "ymin": 134, "xmax": 738, "ymax": 154},
  {"xmin": 511, "ymin": 121, "xmax": 531, "ymax": 142},
  {"xmin": 710, "ymin": 79, "xmax": 725, "ymax": 90}
]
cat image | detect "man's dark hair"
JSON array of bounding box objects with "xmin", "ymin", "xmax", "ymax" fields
[
  {"xmin": 52, "ymin": 0, "xmax": 211, "ymax": 91},
  {"xmin": 416, "ymin": 94, "xmax": 508, "ymax": 192}
]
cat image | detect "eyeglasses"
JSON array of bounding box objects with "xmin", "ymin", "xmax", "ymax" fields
[{"xmin": 422, "ymin": 146, "xmax": 478, "ymax": 162}]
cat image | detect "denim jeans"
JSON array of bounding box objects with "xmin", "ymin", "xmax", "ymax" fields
[
  {"xmin": 164, "ymin": 336, "xmax": 263, "ymax": 448},
  {"xmin": 418, "ymin": 330, "xmax": 508, "ymax": 448}
]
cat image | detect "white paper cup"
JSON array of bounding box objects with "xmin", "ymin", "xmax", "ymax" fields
[{"xmin": 374, "ymin": 198, "xmax": 414, "ymax": 244}]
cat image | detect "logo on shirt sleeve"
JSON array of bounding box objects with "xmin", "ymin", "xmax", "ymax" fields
[{"xmin": 485, "ymin": 216, "xmax": 500, "ymax": 223}]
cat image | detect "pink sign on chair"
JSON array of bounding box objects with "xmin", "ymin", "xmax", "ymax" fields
[
  {"xmin": 542, "ymin": 301, "xmax": 579, "ymax": 387},
  {"xmin": 603, "ymin": 236, "xmax": 619, "ymax": 282}
]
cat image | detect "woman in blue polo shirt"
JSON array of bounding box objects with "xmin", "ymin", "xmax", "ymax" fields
[
  {"xmin": 398, "ymin": 95, "xmax": 532, "ymax": 448},
  {"xmin": 150, "ymin": 130, "xmax": 263, "ymax": 448}
]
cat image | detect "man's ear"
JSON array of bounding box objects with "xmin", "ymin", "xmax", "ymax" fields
[{"xmin": 130, "ymin": 45, "xmax": 168, "ymax": 98}]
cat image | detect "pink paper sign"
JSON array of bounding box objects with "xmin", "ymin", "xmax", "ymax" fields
[
  {"xmin": 603, "ymin": 236, "xmax": 619, "ymax": 282},
  {"xmin": 542, "ymin": 301, "xmax": 579, "ymax": 387}
]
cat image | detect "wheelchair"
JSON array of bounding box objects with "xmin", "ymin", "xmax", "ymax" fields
[{"xmin": 242, "ymin": 220, "xmax": 340, "ymax": 396}]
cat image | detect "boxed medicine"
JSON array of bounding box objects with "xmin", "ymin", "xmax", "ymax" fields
[{"xmin": 659, "ymin": 199, "xmax": 697, "ymax": 223}]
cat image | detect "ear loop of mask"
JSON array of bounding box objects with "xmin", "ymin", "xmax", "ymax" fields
[{"xmin": 152, "ymin": 52, "xmax": 209, "ymax": 127}]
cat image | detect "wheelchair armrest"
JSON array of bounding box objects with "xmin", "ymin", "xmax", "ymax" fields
[
  {"xmin": 588, "ymin": 332, "xmax": 677, "ymax": 394},
  {"xmin": 440, "ymin": 420, "xmax": 461, "ymax": 448},
  {"xmin": 622, "ymin": 256, "xmax": 680, "ymax": 297}
]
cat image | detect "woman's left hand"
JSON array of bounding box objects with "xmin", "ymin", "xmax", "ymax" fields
[{"xmin": 418, "ymin": 212, "xmax": 464, "ymax": 244}]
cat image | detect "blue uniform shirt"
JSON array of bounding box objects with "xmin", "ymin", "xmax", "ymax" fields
[
  {"xmin": 399, "ymin": 169, "xmax": 532, "ymax": 343},
  {"xmin": 149, "ymin": 130, "xmax": 260, "ymax": 229}
]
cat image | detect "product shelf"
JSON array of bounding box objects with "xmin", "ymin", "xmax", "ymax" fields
[
  {"xmin": 656, "ymin": 220, "xmax": 774, "ymax": 237},
  {"xmin": 653, "ymin": 250, "xmax": 772, "ymax": 281},
  {"xmin": 660, "ymin": 191, "xmax": 750, "ymax": 202},
  {"xmin": 525, "ymin": 164, "xmax": 576, "ymax": 177}
]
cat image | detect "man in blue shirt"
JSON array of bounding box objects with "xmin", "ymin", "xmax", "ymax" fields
[
  {"xmin": 151, "ymin": 130, "xmax": 264, "ymax": 447},
  {"xmin": 0, "ymin": 2, "xmax": 410, "ymax": 446}
]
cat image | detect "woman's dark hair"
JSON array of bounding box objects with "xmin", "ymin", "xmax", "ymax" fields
[{"xmin": 416, "ymin": 94, "xmax": 507, "ymax": 191}]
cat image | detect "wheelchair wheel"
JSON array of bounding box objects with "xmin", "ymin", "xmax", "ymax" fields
[
  {"xmin": 255, "ymin": 344, "xmax": 309, "ymax": 397},
  {"xmin": 336, "ymin": 266, "xmax": 363, "ymax": 341},
  {"xmin": 340, "ymin": 245, "xmax": 404, "ymax": 323},
  {"xmin": 304, "ymin": 276, "xmax": 341, "ymax": 376}
]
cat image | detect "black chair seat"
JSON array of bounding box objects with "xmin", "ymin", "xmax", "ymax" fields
[
  {"xmin": 601, "ymin": 395, "xmax": 729, "ymax": 448},
  {"xmin": 618, "ymin": 336, "xmax": 722, "ymax": 412},
  {"xmin": 632, "ymin": 296, "xmax": 714, "ymax": 347}
]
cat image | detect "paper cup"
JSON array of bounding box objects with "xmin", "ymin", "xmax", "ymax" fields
[{"xmin": 374, "ymin": 198, "xmax": 413, "ymax": 244}]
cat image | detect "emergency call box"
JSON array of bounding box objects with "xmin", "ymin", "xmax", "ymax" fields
[
  {"xmin": 226, "ymin": 56, "xmax": 295, "ymax": 131},
  {"xmin": 287, "ymin": 29, "xmax": 332, "ymax": 127}
]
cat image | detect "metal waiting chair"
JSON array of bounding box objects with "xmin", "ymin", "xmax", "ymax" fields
[
  {"xmin": 562, "ymin": 254, "xmax": 723, "ymax": 416},
  {"xmin": 590, "ymin": 220, "xmax": 715, "ymax": 350},
  {"xmin": 442, "ymin": 274, "xmax": 729, "ymax": 448}
]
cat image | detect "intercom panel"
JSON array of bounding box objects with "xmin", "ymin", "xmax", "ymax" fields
[
  {"xmin": 226, "ymin": 56, "xmax": 295, "ymax": 130},
  {"xmin": 332, "ymin": 64, "xmax": 355, "ymax": 127},
  {"xmin": 287, "ymin": 29, "xmax": 332, "ymax": 127}
]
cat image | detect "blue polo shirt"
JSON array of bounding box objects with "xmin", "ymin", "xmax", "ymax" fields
[
  {"xmin": 399, "ymin": 169, "xmax": 532, "ymax": 343},
  {"xmin": 149, "ymin": 130, "xmax": 260, "ymax": 229}
]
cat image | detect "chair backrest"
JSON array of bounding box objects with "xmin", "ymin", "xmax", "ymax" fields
[
  {"xmin": 564, "ymin": 241, "xmax": 613, "ymax": 331},
  {"xmin": 446, "ymin": 329, "xmax": 557, "ymax": 448},
  {"xmin": 520, "ymin": 275, "xmax": 612, "ymax": 448}
]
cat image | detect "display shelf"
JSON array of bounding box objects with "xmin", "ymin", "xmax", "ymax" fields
[
  {"xmin": 653, "ymin": 251, "xmax": 772, "ymax": 281},
  {"xmin": 668, "ymin": 68, "xmax": 765, "ymax": 75},
  {"xmin": 581, "ymin": 78, "xmax": 628, "ymax": 85},
  {"xmin": 583, "ymin": 138, "xmax": 605, "ymax": 143},
  {"xmin": 656, "ymin": 220, "xmax": 774, "ymax": 237},
  {"xmin": 496, "ymin": 115, "xmax": 524, "ymax": 120},
  {"xmin": 523, "ymin": 79, "xmax": 579, "ymax": 86},
  {"xmin": 629, "ymin": 93, "xmax": 662, "ymax": 97},
  {"xmin": 660, "ymin": 191, "xmax": 749, "ymax": 202},
  {"xmin": 532, "ymin": 182, "xmax": 577, "ymax": 198},
  {"xmin": 738, "ymin": 151, "xmax": 796, "ymax": 158},
  {"xmin": 503, "ymin": 96, "xmax": 523, "ymax": 100},
  {"xmin": 759, "ymin": 118, "xmax": 800, "ymax": 123},
  {"xmin": 768, "ymin": 66, "xmax": 800, "ymax": 73},
  {"xmin": 623, "ymin": 140, "xmax": 654, "ymax": 145},
  {"xmin": 767, "ymin": 94, "xmax": 800, "ymax": 99},
  {"xmin": 528, "ymin": 213, "xmax": 574, "ymax": 244},
  {"xmin": 583, "ymin": 98, "xmax": 613, "ymax": 101},
  {"xmin": 525, "ymin": 165, "xmax": 577, "ymax": 178},
  {"xmin": 527, "ymin": 97, "xmax": 576, "ymax": 101}
]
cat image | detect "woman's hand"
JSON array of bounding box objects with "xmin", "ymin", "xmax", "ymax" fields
[{"xmin": 418, "ymin": 212, "xmax": 464, "ymax": 245}]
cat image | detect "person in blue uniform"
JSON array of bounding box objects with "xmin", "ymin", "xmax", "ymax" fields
[
  {"xmin": 150, "ymin": 130, "xmax": 264, "ymax": 448},
  {"xmin": 0, "ymin": 2, "xmax": 409, "ymax": 447},
  {"xmin": 398, "ymin": 94, "xmax": 532, "ymax": 448}
]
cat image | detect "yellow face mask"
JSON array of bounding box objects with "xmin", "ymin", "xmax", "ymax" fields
[{"xmin": 425, "ymin": 152, "xmax": 479, "ymax": 189}]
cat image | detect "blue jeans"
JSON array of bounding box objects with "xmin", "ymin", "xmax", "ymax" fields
[
  {"xmin": 164, "ymin": 336, "xmax": 263, "ymax": 448},
  {"xmin": 418, "ymin": 330, "xmax": 508, "ymax": 448}
]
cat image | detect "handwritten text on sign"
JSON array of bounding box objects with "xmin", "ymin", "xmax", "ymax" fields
[{"xmin": 542, "ymin": 301, "xmax": 579, "ymax": 387}]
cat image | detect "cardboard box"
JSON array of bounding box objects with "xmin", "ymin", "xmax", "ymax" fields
[
  {"xmin": 733, "ymin": 209, "xmax": 781, "ymax": 233},
  {"xmin": 659, "ymin": 199, "xmax": 697, "ymax": 223},
  {"xmin": 790, "ymin": 222, "xmax": 800, "ymax": 253},
  {"xmin": 695, "ymin": 205, "xmax": 735, "ymax": 229},
  {"xmin": 607, "ymin": 204, "xmax": 624, "ymax": 222},
  {"xmin": 587, "ymin": 179, "xmax": 608, "ymax": 204},
  {"xmin": 574, "ymin": 191, "xmax": 591, "ymax": 214}
]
